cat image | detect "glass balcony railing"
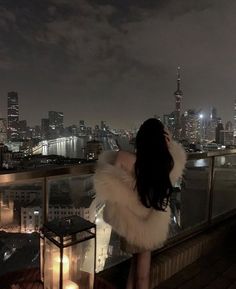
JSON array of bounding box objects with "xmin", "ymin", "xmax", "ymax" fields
[{"xmin": 0, "ymin": 149, "xmax": 236, "ymax": 285}]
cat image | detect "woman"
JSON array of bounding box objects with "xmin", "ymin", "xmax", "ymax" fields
[{"xmin": 94, "ymin": 118, "xmax": 186, "ymax": 289}]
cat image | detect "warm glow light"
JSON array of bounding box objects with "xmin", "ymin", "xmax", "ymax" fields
[
  {"xmin": 53, "ymin": 254, "xmax": 69, "ymax": 283},
  {"xmin": 64, "ymin": 280, "xmax": 79, "ymax": 289},
  {"xmin": 52, "ymin": 254, "xmax": 79, "ymax": 289}
]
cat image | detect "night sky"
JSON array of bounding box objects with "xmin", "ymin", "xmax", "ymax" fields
[{"xmin": 0, "ymin": 0, "xmax": 236, "ymax": 129}]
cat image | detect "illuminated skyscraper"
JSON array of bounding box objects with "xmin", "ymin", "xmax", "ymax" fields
[
  {"xmin": 174, "ymin": 67, "xmax": 183, "ymax": 139},
  {"xmin": 7, "ymin": 91, "xmax": 19, "ymax": 140},
  {"xmin": 181, "ymin": 109, "xmax": 201, "ymax": 143},
  {"xmin": 0, "ymin": 118, "xmax": 7, "ymax": 143},
  {"xmin": 206, "ymin": 107, "xmax": 218, "ymax": 141},
  {"xmin": 163, "ymin": 113, "xmax": 175, "ymax": 134},
  {"xmin": 48, "ymin": 111, "xmax": 64, "ymax": 138}
]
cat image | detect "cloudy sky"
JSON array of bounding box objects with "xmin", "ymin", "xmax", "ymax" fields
[{"xmin": 0, "ymin": 0, "xmax": 236, "ymax": 129}]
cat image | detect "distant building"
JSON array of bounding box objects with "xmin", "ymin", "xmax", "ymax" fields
[
  {"xmin": 79, "ymin": 120, "xmax": 86, "ymax": 134},
  {"xmin": 3, "ymin": 189, "xmax": 38, "ymax": 204},
  {"xmin": 219, "ymin": 130, "xmax": 234, "ymax": 146},
  {"xmin": 101, "ymin": 121, "xmax": 107, "ymax": 131},
  {"xmin": 181, "ymin": 109, "xmax": 201, "ymax": 143},
  {"xmin": 205, "ymin": 107, "xmax": 218, "ymax": 142},
  {"xmin": 215, "ymin": 122, "xmax": 224, "ymax": 144},
  {"xmin": 18, "ymin": 120, "xmax": 27, "ymax": 139},
  {"xmin": 0, "ymin": 118, "xmax": 7, "ymax": 143},
  {"xmin": 0, "ymin": 143, "xmax": 9, "ymax": 167},
  {"xmin": 173, "ymin": 67, "xmax": 183, "ymax": 140},
  {"xmin": 41, "ymin": 118, "xmax": 49, "ymax": 139},
  {"xmin": 86, "ymin": 127, "xmax": 92, "ymax": 135},
  {"xmin": 163, "ymin": 113, "xmax": 175, "ymax": 135},
  {"xmin": 7, "ymin": 91, "xmax": 19, "ymax": 140},
  {"xmin": 67, "ymin": 125, "xmax": 78, "ymax": 136},
  {"xmin": 48, "ymin": 111, "xmax": 64, "ymax": 138},
  {"xmin": 225, "ymin": 121, "xmax": 233, "ymax": 131},
  {"xmin": 20, "ymin": 197, "xmax": 96, "ymax": 233},
  {"xmin": 86, "ymin": 140, "xmax": 103, "ymax": 160},
  {"xmin": 33, "ymin": 125, "xmax": 41, "ymax": 139}
]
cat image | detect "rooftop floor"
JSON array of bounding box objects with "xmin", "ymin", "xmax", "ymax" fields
[
  {"xmin": 1, "ymin": 229, "xmax": 236, "ymax": 289},
  {"xmin": 156, "ymin": 235, "xmax": 236, "ymax": 289}
]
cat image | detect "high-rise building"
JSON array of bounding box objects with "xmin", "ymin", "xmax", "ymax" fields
[
  {"xmin": 215, "ymin": 122, "xmax": 224, "ymax": 144},
  {"xmin": 163, "ymin": 113, "xmax": 175, "ymax": 134},
  {"xmin": 173, "ymin": 67, "xmax": 183, "ymax": 140},
  {"xmin": 41, "ymin": 118, "xmax": 49, "ymax": 139},
  {"xmin": 7, "ymin": 91, "xmax": 19, "ymax": 140},
  {"xmin": 48, "ymin": 111, "xmax": 64, "ymax": 138},
  {"xmin": 33, "ymin": 125, "xmax": 41, "ymax": 139},
  {"xmin": 205, "ymin": 107, "xmax": 218, "ymax": 142},
  {"xmin": 18, "ymin": 120, "xmax": 27, "ymax": 139},
  {"xmin": 79, "ymin": 120, "xmax": 86, "ymax": 133},
  {"xmin": 211, "ymin": 107, "xmax": 217, "ymax": 120},
  {"xmin": 219, "ymin": 130, "xmax": 234, "ymax": 146},
  {"xmin": 67, "ymin": 125, "xmax": 77, "ymax": 136},
  {"xmin": 0, "ymin": 118, "xmax": 7, "ymax": 143},
  {"xmin": 101, "ymin": 121, "xmax": 107, "ymax": 131},
  {"xmin": 226, "ymin": 121, "xmax": 233, "ymax": 131},
  {"xmin": 181, "ymin": 109, "xmax": 201, "ymax": 143}
]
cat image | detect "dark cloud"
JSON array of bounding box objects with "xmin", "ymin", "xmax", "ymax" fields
[{"xmin": 0, "ymin": 0, "xmax": 235, "ymax": 128}]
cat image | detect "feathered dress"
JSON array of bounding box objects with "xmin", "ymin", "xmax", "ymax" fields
[{"xmin": 93, "ymin": 140, "xmax": 187, "ymax": 252}]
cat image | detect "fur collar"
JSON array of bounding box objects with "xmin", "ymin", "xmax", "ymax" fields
[{"xmin": 94, "ymin": 140, "xmax": 186, "ymax": 250}]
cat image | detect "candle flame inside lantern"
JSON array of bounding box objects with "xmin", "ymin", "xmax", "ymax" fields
[
  {"xmin": 53, "ymin": 254, "xmax": 69, "ymax": 284},
  {"xmin": 52, "ymin": 254, "xmax": 79, "ymax": 289}
]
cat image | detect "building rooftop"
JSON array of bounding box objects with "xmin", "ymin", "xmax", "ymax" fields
[{"xmin": 0, "ymin": 149, "xmax": 236, "ymax": 288}]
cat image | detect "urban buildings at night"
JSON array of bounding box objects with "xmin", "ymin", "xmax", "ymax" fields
[
  {"xmin": 7, "ymin": 91, "xmax": 19, "ymax": 140},
  {"xmin": 173, "ymin": 67, "xmax": 184, "ymax": 140},
  {"xmin": 1, "ymin": 67, "xmax": 236, "ymax": 171},
  {"xmin": 48, "ymin": 110, "xmax": 64, "ymax": 138}
]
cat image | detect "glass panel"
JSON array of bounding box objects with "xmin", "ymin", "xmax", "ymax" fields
[
  {"xmin": 63, "ymin": 230, "xmax": 95, "ymax": 246},
  {"xmin": 212, "ymin": 155, "xmax": 236, "ymax": 218},
  {"xmin": 44, "ymin": 238, "xmax": 60, "ymax": 289},
  {"xmin": 44, "ymin": 237, "xmax": 95, "ymax": 289},
  {"xmin": 169, "ymin": 158, "xmax": 209, "ymax": 237},
  {"xmin": 48, "ymin": 174, "xmax": 95, "ymax": 222},
  {"xmin": 0, "ymin": 180, "xmax": 42, "ymax": 277},
  {"xmin": 74, "ymin": 238, "xmax": 95, "ymax": 289},
  {"xmin": 48, "ymin": 174, "xmax": 130, "ymax": 273}
]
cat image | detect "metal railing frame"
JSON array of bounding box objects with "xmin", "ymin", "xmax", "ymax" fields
[{"xmin": 0, "ymin": 149, "xmax": 236, "ymax": 252}]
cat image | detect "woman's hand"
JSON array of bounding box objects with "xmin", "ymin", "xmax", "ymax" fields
[{"xmin": 164, "ymin": 129, "xmax": 172, "ymax": 147}]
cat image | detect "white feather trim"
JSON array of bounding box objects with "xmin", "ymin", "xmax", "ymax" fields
[{"xmin": 93, "ymin": 140, "xmax": 186, "ymax": 250}]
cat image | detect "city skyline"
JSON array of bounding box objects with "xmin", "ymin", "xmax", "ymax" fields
[
  {"xmin": 0, "ymin": 1, "xmax": 236, "ymax": 128},
  {"xmin": 2, "ymin": 87, "xmax": 233, "ymax": 131}
]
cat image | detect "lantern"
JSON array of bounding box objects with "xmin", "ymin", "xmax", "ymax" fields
[{"xmin": 40, "ymin": 215, "xmax": 96, "ymax": 289}]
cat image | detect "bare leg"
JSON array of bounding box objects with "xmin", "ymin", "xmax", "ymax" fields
[
  {"xmin": 126, "ymin": 254, "xmax": 137, "ymax": 289},
  {"xmin": 135, "ymin": 251, "xmax": 151, "ymax": 289}
]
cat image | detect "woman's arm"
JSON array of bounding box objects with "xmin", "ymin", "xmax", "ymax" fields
[{"xmin": 114, "ymin": 150, "xmax": 136, "ymax": 173}]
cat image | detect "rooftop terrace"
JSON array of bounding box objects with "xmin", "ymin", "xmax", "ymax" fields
[{"xmin": 0, "ymin": 149, "xmax": 236, "ymax": 288}]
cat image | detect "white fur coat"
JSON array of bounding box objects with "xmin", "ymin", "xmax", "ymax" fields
[{"xmin": 93, "ymin": 141, "xmax": 187, "ymax": 250}]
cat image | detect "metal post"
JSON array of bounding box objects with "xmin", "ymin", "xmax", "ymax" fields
[
  {"xmin": 43, "ymin": 177, "xmax": 48, "ymax": 224},
  {"xmin": 60, "ymin": 242, "xmax": 63, "ymax": 289},
  {"xmin": 207, "ymin": 156, "xmax": 215, "ymax": 223},
  {"xmin": 94, "ymin": 226, "xmax": 97, "ymax": 288}
]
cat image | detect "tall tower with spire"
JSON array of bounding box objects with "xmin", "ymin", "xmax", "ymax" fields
[{"xmin": 174, "ymin": 67, "xmax": 183, "ymax": 139}]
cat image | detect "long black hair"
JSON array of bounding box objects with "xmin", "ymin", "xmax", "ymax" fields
[{"xmin": 134, "ymin": 118, "xmax": 174, "ymax": 211}]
